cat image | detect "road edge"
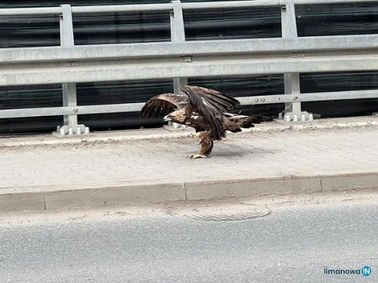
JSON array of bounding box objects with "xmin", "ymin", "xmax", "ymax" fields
[{"xmin": 1, "ymin": 172, "xmax": 377, "ymax": 212}]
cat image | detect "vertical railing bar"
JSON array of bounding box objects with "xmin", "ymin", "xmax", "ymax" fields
[
  {"xmin": 170, "ymin": 0, "xmax": 188, "ymax": 129},
  {"xmin": 280, "ymin": 0, "xmax": 309, "ymax": 122},
  {"xmin": 170, "ymin": 0, "xmax": 187, "ymax": 88},
  {"xmin": 59, "ymin": 4, "xmax": 89, "ymax": 135},
  {"xmin": 60, "ymin": 4, "xmax": 77, "ymax": 131}
]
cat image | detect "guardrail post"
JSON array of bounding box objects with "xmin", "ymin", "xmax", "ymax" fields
[
  {"xmin": 280, "ymin": 0, "xmax": 312, "ymax": 122},
  {"xmin": 57, "ymin": 4, "xmax": 89, "ymax": 136},
  {"xmin": 170, "ymin": 0, "xmax": 188, "ymax": 128}
]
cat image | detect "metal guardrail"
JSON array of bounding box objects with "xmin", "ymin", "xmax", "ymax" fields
[
  {"xmin": 0, "ymin": 0, "xmax": 378, "ymax": 134},
  {"xmin": 1, "ymin": 35, "xmax": 377, "ymax": 65},
  {"xmin": 0, "ymin": 0, "xmax": 376, "ymax": 16}
]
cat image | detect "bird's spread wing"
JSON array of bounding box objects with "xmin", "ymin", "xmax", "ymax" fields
[
  {"xmin": 141, "ymin": 93, "xmax": 188, "ymax": 118},
  {"xmin": 181, "ymin": 85, "xmax": 240, "ymax": 112},
  {"xmin": 181, "ymin": 85, "xmax": 240, "ymax": 140}
]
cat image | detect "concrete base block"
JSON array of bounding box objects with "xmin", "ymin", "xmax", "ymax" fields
[
  {"xmin": 185, "ymin": 176, "xmax": 322, "ymax": 201},
  {"xmin": 0, "ymin": 192, "xmax": 45, "ymax": 212},
  {"xmin": 44, "ymin": 183, "xmax": 186, "ymax": 210},
  {"xmin": 321, "ymin": 173, "xmax": 378, "ymax": 192}
]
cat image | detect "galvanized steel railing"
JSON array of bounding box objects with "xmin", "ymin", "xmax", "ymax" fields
[{"xmin": 0, "ymin": 0, "xmax": 377, "ymax": 134}]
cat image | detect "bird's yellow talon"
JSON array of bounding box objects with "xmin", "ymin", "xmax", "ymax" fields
[{"xmin": 190, "ymin": 154, "xmax": 207, "ymax": 159}]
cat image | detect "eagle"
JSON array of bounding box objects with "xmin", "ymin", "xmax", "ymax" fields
[{"xmin": 141, "ymin": 85, "xmax": 271, "ymax": 159}]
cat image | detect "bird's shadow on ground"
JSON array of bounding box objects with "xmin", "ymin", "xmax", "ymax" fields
[{"xmin": 188, "ymin": 144, "xmax": 280, "ymax": 159}]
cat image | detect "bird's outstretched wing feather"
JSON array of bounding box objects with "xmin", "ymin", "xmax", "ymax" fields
[
  {"xmin": 181, "ymin": 85, "xmax": 240, "ymax": 112},
  {"xmin": 181, "ymin": 85, "xmax": 240, "ymax": 140},
  {"xmin": 141, "ymin": 93, "xmax": 188, "ymax": 118}
]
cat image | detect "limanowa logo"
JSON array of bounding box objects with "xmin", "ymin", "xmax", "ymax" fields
[{"xmin": 324, "ymin": 266, "xmax": 372, "ymax": 277}]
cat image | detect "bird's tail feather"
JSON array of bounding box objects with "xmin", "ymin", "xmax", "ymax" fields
[
  {"xmin": 245, "ymin": 115, "xmax": 274, "ymax": 124},
  {"xmin": 223, "ymin": 114, "xmax": 273, "ymax": 132}
]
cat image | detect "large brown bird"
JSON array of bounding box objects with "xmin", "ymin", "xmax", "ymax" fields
[{"xmin": 141, "ymin": 85, "xmax": 270, "ymax": 159}]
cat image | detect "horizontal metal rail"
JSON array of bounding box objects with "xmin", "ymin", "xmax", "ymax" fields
[
  {"xmin": 294, "ymin": 0, "xmax": 378, "ymax": 4},
  {"xmin": 0, "ymin": 7, "xmax": 62, "ymax": 16},
  {"xmin": 1, "ymin": 35, "xmax": 377, "ymax": 64},
  {"xmin": 1, "ymin": 54, "xmax": 377, "ymax": 87},
  {"xmin": 0, "ymin": 103, "xmax": 145, "ymax": 119},
  {"xmin": 238, "ymin": 89, "xmax": 378, "ymax": 105},
  {"xmin": 1, "ymin": 0, "xmax": 377, "ymax": 16},
  {"xmin": 71, "ymin": 4, "xmax": 173, "ymax": 14},
  {"xmin": 181, "ymin": 0, "xmax": 282, "ymax": 9},
  {"xmin": 1, "ymin": 89, "xmax": 377, "ymax": 119}
]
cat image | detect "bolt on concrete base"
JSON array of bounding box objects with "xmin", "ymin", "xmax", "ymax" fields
[
  {"xmin": 278, "ymin": 111, "xmax": 314, "ymax": 122},
  {"xmin": 54, "ymin": 125, "xmax": 90, "ymax": 138}
]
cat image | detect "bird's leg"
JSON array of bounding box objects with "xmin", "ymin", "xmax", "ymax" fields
[
  {"xmin": 189, "ymin": 132, "xmax": 201, "ymax": 145},
  {"xmin": 190, "ymin": 131, "xmax": 213, "ymax": 159}
]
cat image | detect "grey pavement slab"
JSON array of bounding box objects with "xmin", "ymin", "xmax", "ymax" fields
[{"xmin": 0, "ymin": 116, "xmax": 378, "ymax": 211}]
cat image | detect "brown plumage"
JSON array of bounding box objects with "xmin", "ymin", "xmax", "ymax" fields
[{"xmin": 141, "ymin": 85, "xmax": 271, "ymax": 158}]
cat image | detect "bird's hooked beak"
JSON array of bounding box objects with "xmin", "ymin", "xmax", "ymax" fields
[{"xmin": 163, "ymin": 115, "xmax": 172, "ymax": 122}]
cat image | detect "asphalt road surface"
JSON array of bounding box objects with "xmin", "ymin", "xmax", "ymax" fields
[{"xmin": 0, "ymin": 190, "xmax": 377, "ymax": 283}]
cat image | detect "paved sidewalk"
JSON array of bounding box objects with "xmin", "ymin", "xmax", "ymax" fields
[{"xmin": 0, "ymin": 116, "xmax": 378, "ymax": 211}]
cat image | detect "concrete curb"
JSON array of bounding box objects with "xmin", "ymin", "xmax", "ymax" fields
[{"xmin": 1, "ymin": 172, "xmax": 377, "ymax": 212}]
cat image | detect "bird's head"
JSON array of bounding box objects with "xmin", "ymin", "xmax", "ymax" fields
[{"xmin": 163, "ymin": 109, "xmax": 186, "ymax": 124}]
